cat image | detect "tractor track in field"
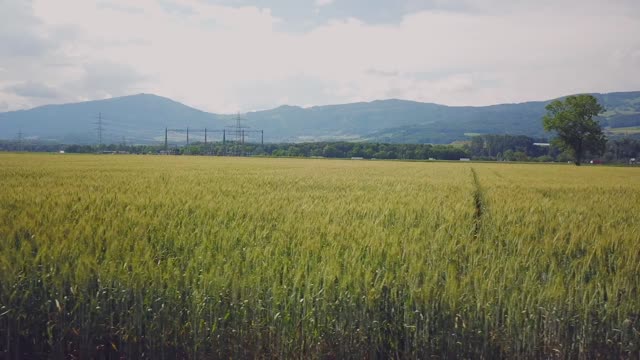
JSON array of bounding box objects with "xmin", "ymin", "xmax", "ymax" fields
[{"xmin": 470, "ymin": 168, "xmax": 485, "ymax": 238}]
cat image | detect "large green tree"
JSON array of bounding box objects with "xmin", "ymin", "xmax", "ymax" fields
[{"xmin": 543, "ymin": 94, "xmax": 607, "ymax": 165}]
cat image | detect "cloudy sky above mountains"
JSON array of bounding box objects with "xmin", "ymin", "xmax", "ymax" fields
[{"xmin": 1, "ymin": 0, "xmax": 639, "ymax": 113}]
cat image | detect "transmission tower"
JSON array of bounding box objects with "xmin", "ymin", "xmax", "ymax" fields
[
  {"xmin": 16, "ymin": 129, "xmax": 23, "ymax": 152},
  {"xmin": 224, "ymin": 113, "xmax": 249, "ymax": 155},
  {"xmin": 95, "ymin": 112, "xmax": 104, "ymax": 147},
  {"xmin": 235, "ymin": 113, "xmax": 244, "ymax": 144}
]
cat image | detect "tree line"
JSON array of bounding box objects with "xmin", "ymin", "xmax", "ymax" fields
[
  {"xmin": 2, "ymin": 136, "xmax": 638, "ymax": 163},
  {"xmin": 57, "ymin": 142, "xmax": 470, "ymax": 160}
]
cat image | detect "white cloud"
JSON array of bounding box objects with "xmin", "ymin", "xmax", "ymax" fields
[
  {"xmin": 315, "ymin": 0, "xmax": 335, "ymax": 7},
  {"xmin": 4, "ymin": 81, "xmax": 60, "ymax": 99},
  {"xmin": 1, "ymin": 0, "xmax": 639, "ymax": 112}
]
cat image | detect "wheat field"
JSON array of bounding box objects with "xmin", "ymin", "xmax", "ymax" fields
[{"xmin": 0, "ymin": 154, "xmax": 638, "ymax": 358}]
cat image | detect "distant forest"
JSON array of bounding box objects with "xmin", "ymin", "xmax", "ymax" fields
[{"xmin": 1, "ymin": 135, "xmax": 639, "ymax": 163}]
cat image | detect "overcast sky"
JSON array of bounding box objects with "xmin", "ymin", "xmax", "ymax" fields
[{"xmin": 1, "ymin": 0, "xmax": 640, "ymax": 113}]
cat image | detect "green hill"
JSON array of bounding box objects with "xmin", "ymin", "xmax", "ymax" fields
[{"xmin": 1, "ymin": 91, "xmax": 639, "ymax": 144}]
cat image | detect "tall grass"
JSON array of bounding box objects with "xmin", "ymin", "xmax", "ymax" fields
[{"xmin": 0, "ymin": 154, "xmax": 638, "ymax": 358}]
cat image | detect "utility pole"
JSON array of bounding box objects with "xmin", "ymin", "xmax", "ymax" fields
[
  {"xmin": 204, "ymin": 128, "xmax": 208, "ymax": 145},
  {"xmin": 261, "ymin": 130, "xmax": 264, "ymax": 146},
  {"xmin": 165, "ymin": 128, "xmax": 168, "ymax": 151},
  {"xmin": 186, "ymin": 127, "xmax": 189, "ymax": 145}
]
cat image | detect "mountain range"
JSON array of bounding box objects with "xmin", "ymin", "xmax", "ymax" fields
[{"xmin": 1, "ymin": 91, "xmax": 639, "ymax": 145}]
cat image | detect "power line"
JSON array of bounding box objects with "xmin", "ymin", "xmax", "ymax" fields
[{"xmin": 163, "ymin": 117, "xmax": 264, "ymax": 156}]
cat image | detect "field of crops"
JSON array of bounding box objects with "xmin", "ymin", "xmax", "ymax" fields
[{"xmin": 1, "ymin": 153, "xmax": 639, "ymax": 358}]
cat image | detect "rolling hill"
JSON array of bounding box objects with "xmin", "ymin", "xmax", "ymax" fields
[{"xmin": 1, "ymin": 91, "xmax": 639, "ymax": 144}]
